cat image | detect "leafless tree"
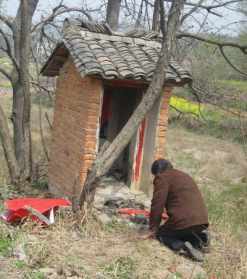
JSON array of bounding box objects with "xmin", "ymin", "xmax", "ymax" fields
[
  {"xmin": 0, "ymin": 0, "xmax": 39, "ymax": 185},
  {"xmin": 0, "ymin": 0, "xmax": 94, "ymax": 185}
]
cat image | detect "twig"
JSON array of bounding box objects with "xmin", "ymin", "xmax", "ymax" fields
[
  {"xmin": 45, "ymin": 112, "xmax": 53, "ymax": 130},
  {"xmin": 219, "ymin": 46, "xmax": 247, "ymax": 77},
  {"xmin": 181, "ymin": 0, "xmax": 205, "ymax": 23},
  {"xmin": 177, "ymin": 32, "xmax": 247, "ymax": 54},
  {"xmin": 24, "ymin": 206, "xmax": 51, "ymax": 225},
  {"xmin": 38, "ymin": 97, "xmax": 50, "ymax": 162},
  {"xmin": 0, "ymin": 27, "xmax": 19, "ymax": 72},
  {"xmin": 0, "ymin": 68, "xmax": 12, "ymax": 82},
  {"xmin": 0, "ymin": 15, "xmax": 14, "ymax": 31}
]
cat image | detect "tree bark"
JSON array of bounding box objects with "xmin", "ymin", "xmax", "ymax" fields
[
  {"xmin": 0, "ymin": 104, "xmax": 20, "ymax": 184},
  {"xmin": 152, "ymin": 0, "xmax": 160, "ymax": 32},
  {"xmin": 106, "ymin": 0, "xmax": 121, "ymax": 30},
  {"xmin": 78, "ymin": 0, "xmax": 185, "ymax": 210},
  {"xmin": 11, "ymin": 0, "xmax": 38, "ymax": 181}
]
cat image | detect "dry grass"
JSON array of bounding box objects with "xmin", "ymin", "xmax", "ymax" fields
[
  {"xmin": 1, "ymin": 209, "xmax": 245, "ymax": 278},
  {"xmin": 167, "ymin": 128, "xmax": 247, "ymax": 185},
  {"xmin": 204, "ymin": 226, "xmax": 247, "ymax": 278},
  {"xmin": 167, "ymin": 127, "xmax": 247, "ymax": 278},
  {"xmin": 0, "ymin": 213, "xmax": 206, "ymax": 279}
]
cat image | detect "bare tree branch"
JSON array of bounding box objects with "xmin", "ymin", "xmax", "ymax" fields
[
  {"xmin": 32, "ymin": 6, "xmax": 93, "ymax": 33},
  {"xmin": 0, "ymin": 67, "xmax": 12, "ymax": 82},
  {"xmin": 38, "ymin": 98, "xmax": 50, "ymax": 162},
  {"xmin": 177, "ymin": 32, "xmax": 247, "ymax": 54},
  {"xmin": 181, "ymin": 0, "xmax": 205, "ymax": 23},
  {"xmin": 135, "ymin": 0, "xmax": 144, "ymax": 28},
  {"xmin": 219, "ymin": 47, "xmax": 247, "ymax": 77},
  {"xmin": 146, "ymin": 0, "xmax": 243, "ymax": 17},
  {"xmin": 45, "ymin": 112, "xmax": 53, "ymax": 130},
  {"xmin": 201, "ymin": 0, "xmax": 244, "ymax": 10},
  {"xmin": 0, "ymin": 27, "xmax": 19, "ymax": 72},
  {"xmin": 0, "ymin": 14, "xmax": 14, "ymax": 31}
]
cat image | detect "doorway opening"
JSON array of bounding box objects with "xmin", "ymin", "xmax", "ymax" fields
[{"xmin": 99, "ymin": 85, "xmax": 143, "ymax": 184}]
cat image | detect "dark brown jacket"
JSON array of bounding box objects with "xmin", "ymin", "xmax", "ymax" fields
[{"xmin": 150, "ymin": 169, "xmax": 208, "ymax": 232}]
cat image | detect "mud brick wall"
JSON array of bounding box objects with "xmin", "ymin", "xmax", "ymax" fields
[
  {"xmin": 49, "ymin": 59, "xmax": 103, "ymax": 197},
  {"xmin": 154, "ymin": 87, "xmax": 173, "ymax": 159}
]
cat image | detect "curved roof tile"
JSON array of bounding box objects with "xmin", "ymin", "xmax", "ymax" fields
[{"xmin": 41, "ymin": 21, "xmax": 192, "ymax": 85}]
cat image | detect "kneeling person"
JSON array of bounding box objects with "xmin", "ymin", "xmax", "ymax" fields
[{"xmin": 145, "ymin": 159, "xmax": 209, "ymax": 261}]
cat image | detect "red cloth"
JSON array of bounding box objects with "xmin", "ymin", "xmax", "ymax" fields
[{"xmin": 1, "ymin": 198, "xmax": 71, "ymax": 223}]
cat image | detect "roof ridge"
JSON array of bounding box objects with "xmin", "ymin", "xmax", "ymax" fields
[
  {"xmin": 63, "ymin": 19, "xmax": 163, "ymax": 43},
  {"xmin": 42, "ymin": 19, "xmax": 192, "ymax": 85},
  {"xmin": 64, "ymin": 27, "xmax": 161, "ymax": 48}
]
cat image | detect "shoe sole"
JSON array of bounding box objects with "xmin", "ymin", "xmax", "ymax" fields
[{"xmin": 184, "ymin": 241, "xmax": 204, "ymax": 262}]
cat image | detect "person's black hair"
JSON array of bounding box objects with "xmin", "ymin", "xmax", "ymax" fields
[{"xmin": 151, "ymin": 159, "xmax": 173, "ymax": 175}]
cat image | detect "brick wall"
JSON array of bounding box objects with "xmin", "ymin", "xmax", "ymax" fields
[
  {"xmin": 49, "ymin": 58, "xmax": 103, "ymax": 197},
  {"xmin": 154, "ymin": 87, "xmax": 173, "ymax": 159}
]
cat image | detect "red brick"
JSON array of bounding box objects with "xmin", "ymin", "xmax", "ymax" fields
[
  {"xmin": 49, "ymin": 59, "xmax": 103, "ymax": 197},
  {"xmin": 154, "ymin": 87, "xmax": 172, "ymax": 159}
]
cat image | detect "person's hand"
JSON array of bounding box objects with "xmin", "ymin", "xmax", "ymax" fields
[{"xmin": 138, "ymin": 230, "xmax": 156, "ymax": 240}]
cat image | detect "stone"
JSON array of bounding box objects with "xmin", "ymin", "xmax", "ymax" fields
[
  {"xmin": 94, "ymin": 176, "xmax": 150, "ymax": 211},
  {"xmin": 92, "ymin": 176, "xmax": 152, "ymax": 228}
]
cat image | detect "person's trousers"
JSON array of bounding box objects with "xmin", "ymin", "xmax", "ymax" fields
[{"xmin": 156, "ymin": 224, "xmax": 209, "ymax": 251}]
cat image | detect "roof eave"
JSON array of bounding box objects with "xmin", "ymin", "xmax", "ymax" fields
[{"xmin": 40, "ymin": 43, "xmax": 69, "ymax": 76}]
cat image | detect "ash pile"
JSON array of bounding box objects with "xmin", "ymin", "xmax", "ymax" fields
[{"xmin": 94, "ymin": 176, "xmax": 151, "ymax": 227}]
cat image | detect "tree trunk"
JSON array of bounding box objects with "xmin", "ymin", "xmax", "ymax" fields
[
  {"xmin": 0, "ymin": 104, "xmax": 20, "ymax": 184},
  {"xmin": 11, "ymin": 0, "xmax": 38, "ymax": 181},
  {"xmin": 106, "ymin": 0, "xmax": 121, "ymax": 30},
  {"xmin": 152, "ymin": 0, "xmax": 160, "ymax": 32},
  {"xmin": 78, "ymin": 1, "xmax": 185, "ymax": 211}
]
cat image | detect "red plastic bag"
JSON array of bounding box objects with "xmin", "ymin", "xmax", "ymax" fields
[
  {"xmin": 0, "ymin": 198, "xmax": 71, "ymax": 224},
  {"xmin": 118, "ymin": 208, "xmax": 169, "ymax": 221}
]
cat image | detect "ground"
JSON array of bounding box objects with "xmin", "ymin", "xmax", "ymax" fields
[{"xmin": 0, "ymin": 91, "xmax": 247, "ymax": 278}]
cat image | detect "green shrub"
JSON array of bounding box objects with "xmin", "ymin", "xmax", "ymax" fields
[{"xmin": 169, "ymin": 96, "xmax": 204, "ymax": 117}]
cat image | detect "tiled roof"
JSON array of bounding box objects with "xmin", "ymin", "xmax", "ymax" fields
[{"xmin": 41, "ymin": 21, "xmax": 192, "ymax": 85}]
